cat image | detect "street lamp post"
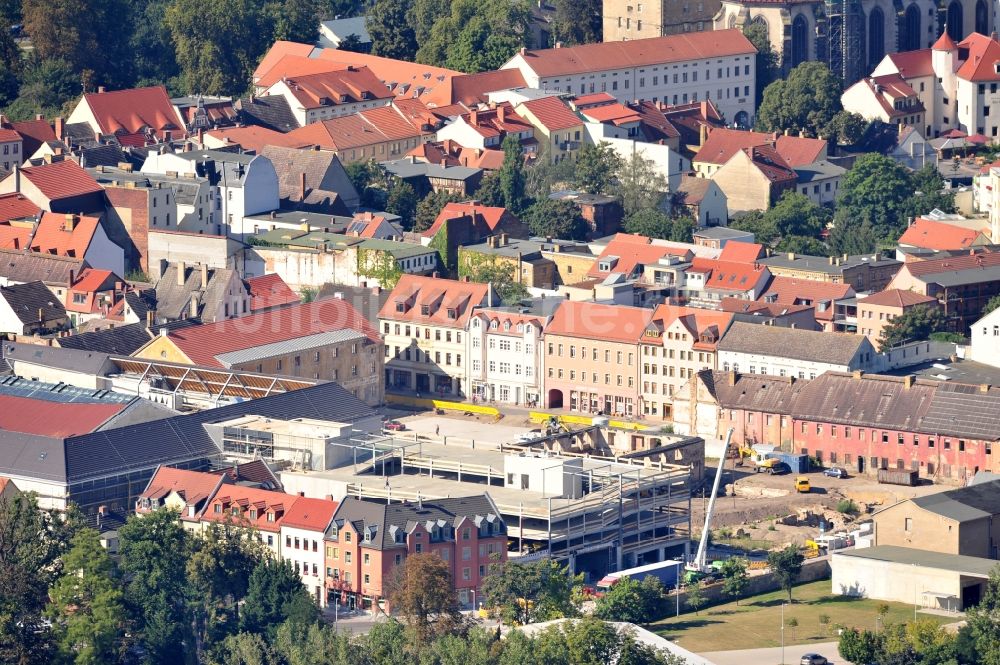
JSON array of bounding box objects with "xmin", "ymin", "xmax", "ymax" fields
[{"xmin": 780, "ymin": 602, "xmax": 785, "ymax": 665}]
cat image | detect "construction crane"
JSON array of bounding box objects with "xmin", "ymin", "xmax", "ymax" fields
[{"xmin": 686, "ymin": 427, "xmax": 734, "ymax": 582}]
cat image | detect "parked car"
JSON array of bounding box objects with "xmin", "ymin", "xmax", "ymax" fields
[
  {"xmin": 383, "ymin": 420, "xmax": 406, "ymax": 432},
  {"xmin": 769, "ymin": 461, "xmax": 790, "ymax": 475},
  {"xmin": 516, "ymin": 430, "xmax": 544, "ymax": 443},
  {"xmin": 794, "ymin": 476, "xmax": 811, "ymax": 493},
  {"xmin": 800, "ymin": 654, "xmax": 828, "ymax": 665},
  {"xmin": 823, "ymin": 467, "xmax": 848, "ymax": 479}
]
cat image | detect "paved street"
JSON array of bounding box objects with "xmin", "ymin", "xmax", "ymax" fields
[{"xmin": 700, "ymin": 641, "xmax": 850, "ymax": 665}]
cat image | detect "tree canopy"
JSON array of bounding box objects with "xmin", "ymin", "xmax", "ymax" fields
[
  {"xmin": 416, "ymin": 0, "xmax": 532, "ymax": 73},
  {"xmin": 593, "ymin": 576, "xmax": 669, "ymax": 624},
  {"xmin": 878, "ymin": 304, "xmax": 948, "ymax": 352},
  {"xmin": 829, "ymin": 152, "xmax": 916, "ymax": 253},
  {"xmin": 756, "ymin": 61, "xmax": 843, "ymax": 138},
  {"xmin": 574, "ymin": 142, "xmax": 623, "ymax": 195},
  {"xmin": 521, "ymin": 198, "xmax": 590, "ymax": 241},
  {"xmin": 743, "ymin": 23, "xmax": 778, "ymax": 109},
  {"xmin": 767, "ymin": 546, "xmax": 804, "ymax": 603}
]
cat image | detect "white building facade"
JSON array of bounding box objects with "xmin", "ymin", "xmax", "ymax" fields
[{"xmin": 468, "ymin": 310, "xmax": 547, "ymax": 407}]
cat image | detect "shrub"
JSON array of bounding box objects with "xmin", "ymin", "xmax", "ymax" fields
[{"xmin": 837, "ymin": 499, "xmax": 860, "ymax": 515}]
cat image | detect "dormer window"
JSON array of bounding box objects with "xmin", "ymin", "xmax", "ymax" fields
[
  {"xmin": 395, "ymin": 302, "xmax": 406, "ymax": 313},
  {"xmin": 504, "ymin": 320, "xmax": 511, "ymax": 331},
  {"xmin": 231, "ymin": 506, "xmax": 240, "ymax": 516},
  {"xmin": 249, "ymin": 509, "xmax": 257, "ymax": 520},
  {"xmin": 329, "ymin": 525, "xmax": 338, "ymax": 540},
  {"xmin": 267, "ymin": 512, "xmax": 275, "ymax": 522},
  {"xmin": 214, "ymin": 504, "xmax": 222, "ymax": 513},
  {"xmin": 516, "ymin": 323, "xmax": 523, "ymax": 332},
  {"xmin": 447, "ymin": 308, "xmax": 457, "ymax": 319},
  {"xmin": 421, "ymin": 304, "xmax": 430, "ymax": 315}
]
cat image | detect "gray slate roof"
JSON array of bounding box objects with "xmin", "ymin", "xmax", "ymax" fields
[
  {"xmin": 155, "ymin": 264, "xmax": 241, "ymax": 323},
  {"xmin": 758, "ymin": 252, "xmax": 900, "ymax": 275},
  {"xmin": 3, "ymin": 342, "xmax": 111, "ymax": 375},
  {"xmin": 0, "ymin": 281, "xmax": 68, "ymax": 325},
  {"xmin": 793, "ymin": 159, "xmax": 846, "ymax": 183},
  {"xmin": 835, "ymin": 545, "xmax": 997, "ymax": 577},
  {"xmin": 382, "ymin": 158, "xmax": 481, "ymax": 181},
  {"xmin": 237, "ymin": 96, "xmax": 301, "ymax": 133},
  {"xmin": 919, "ymin": 381, "xmax": 1000, "ymax": 440},
  {"xmin": 321, "ymin": 16, "xmax": 371, "ymax": 44},
  {"xmin": 0, "ymin": 249, "xmax": 87, "ymax": 286},
  {"xmin": 328, "ymin": 494, "xmax": 503, "ymax": 550},
  {"xmin": 262, "ymin": 145, "xmax": 359, "ymax": 215},
  {"xmin": 57, "ymin": 320, "xmax": 198, "ymax": 355},
  {"xmin": 910, "ymin": 480, "xmax": 1000, "ymax": 522},
  {"xmin": 718, "ymin": 321, "xmax": 868, "ymax": 365}
]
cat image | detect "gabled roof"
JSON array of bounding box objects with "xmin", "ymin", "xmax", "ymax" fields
[
  {"xmin": 157, "ymin": 298, "xmax": 379, "ymax": 368},
  {"xmin": 203, "ymin": 486, "xmax": 297, "ymax": 532},
  {"xmin": 695, "ymin": 128, "xmax": 771, "ymax": 165},
  {"xmin": 457, "ymin": 103, "xmax": 534, "ymax": 138},
  {"xmin": 260, "ymin": 145, "xmax": 357, "ymax": 216},
  {"xmin": 580, "ymin": 103, "xmax": 643, "ymax": 125},
  {"xmin": 427, "ymin": 69, "xmax": 528, "ymax": 106},
  {"xmin": 701, "ymin": 260, "xmax": 770, "ymax": 292},
  {"xmin": 236, "ymin": 95, "xmax": 301, "ymax": 133},
  {"xmin": 858, "ymin": 288, "xmax": 937, "ymax": 308},
  {"xmin": 17, "ymin": 160, "xmax": 104, "ymax": 202},
  {"xmin": 0, "ymin": 248, "xmax": 86, "ymax": 285},
  {"xmin": 0, "ymin": 393, "xmax": 125, "ymax": 437},
  {"xmin": 956, "ymin": 33, "xmax": 1000, "ymax": 82},
  {"xmin": 154, "ymin": 264, "xmax": 242, "ymax": 323},
  {"xmin": 718, "ymin": 321, "xmax": 868, "ymax": 364},
  {"xmin": 139, "ymin": 466, "xmax": 225, "ymax": 519},
  {"xmin": 545, "ymin": 300, "xmax": 653, "ymax": 343},
  {"xmin": 510, "ymin": 29, "xmax": 756, "ymax": 77},
  {"xmin": 58, "ymin": 320, "xmax": 196, "ymax": 355},
  {"xmin": 885, "ymin": 49, "xmax": 934, "ymax": 78},
  {"xmin": 902, "ymin": 249, "xmax": 1000, "ymax": 278},
  {"xmin": 743, "ymin": 145, "xmax": 797, "ymax": 184},
  {"xmin": 379, "ymin": 275, "xmax": 491, "ymax": 327},
  {"xmin": 424, "ymin": 201, "xmax": 514, "ymax": 238},
  {"xmin": 284, "ymin": 103, "xmax": 429, "ymax": 151},
  {"xmin": 898, "ymin": 218, "xmax": 987, "ymax": 250},
  {"xmin": 0, "ymin": 280, "xmax": 67, "ymax": 325},
  {"xmin": 30, "ymin": 212, "xmax": 102, "ymax": 259},
  {"xmin": 9, "ymin": 119, "xmax": 58, "ymax": 158},
  {"xmin": 718, "ymin": 241, "xmax": 765, "ymax": 263},
  {"xmin": 82, "ymin": 86, "xmax": 184, "ymax": 140},
  {"xmin": 273, "ymin": 66, "xmax": 392, "ymax": 110},
  {"xmin": 773, "ymin": 135, "xmax": 827, "ymax": 167},
  {"xmin": 643, "ymin": 304, "xmax": 734, "ymax": 348},
  {"xmin": 281, "ymin": 496, "xmax": 338, "ymax": 531},
  {"xmin": 587, "ymin": 233, "xmax": 692, "ymax": 279},
  {"xmin": 246, "ymin": 273, "xmax": 300, "ymax": 311},
  {"xmin": 760, "ymin": 276, "xmax": 855, "ymax": 307},
  {"xmin": 205, "ymin": 125, "xmax": 304, "ymax": 153},
  {"xmin": 518, "ymin": 96, "xmax": 583, "ymax": 132},
  {"xmin": 69, "ymin": 268, "xmax": 117, "ymax": 293},
  {"xmin": 0, "ymin": 224, "xmax": 32, "ymax": 251},
  {"xmin": 0, "ymin": 193, "xmax": 41, "ymax": 223}
]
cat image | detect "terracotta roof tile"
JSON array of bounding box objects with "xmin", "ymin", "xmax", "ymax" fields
[
  {"xmin": 695, "ymin": 127, "xmax": 772, "ymax": 165},
  {"xmin": 206, "ymin": 125, "xmax": 305, "ymax": 152},
  {"xmin": 518, "ymin": 96, "xmax": 582, "ymax": 132},
  {"xmin": 704, "ymin": 259, "xmax": 770, "ymax": 291},
  {"xmin": 859, "ymin": 288, "xmax": 937, "ymax": 308},
  {"xmin": 886, "ymin": 49, "xmax": 934, "ymax": 78},
  {"xmin": 0, "ymin": 193, "xmax": 40, "ymax": 223},
  {"xmin": 580, "ymin": 103, "xmax": 643, "ymax": 125},
  {"xmin": 718, "ymin": 241, "xmax": 765, "ymax": 263},
  {"xmin": 587, "ymin": 233, "xmax": 692, "ymax": 279},
  {"xmin": 281, "ymin": 496, "xmax": 338, "ymax": 531},
  {"xmin": 161, "ymin": 298, "xmax": 378, "ymax": 367},
  {"xmin": 9, "ymin": 119, "xmax": 58, "ymax": 158},
  {"xmin": 31, "ymin": 212, "xmax": 101, "ymax": 259},
  {"xmin": 423, "ymin": 201, "xmax": 513, "ymax": 238},
  {"xmin": 898, "ymin": 218, "xmax": 985, "ymax": 250},
  {"xmin": 70, "ymin": 268, "xmax": 116, "ymax": 293},
  {"xmin": 545, "ymin": 300, "xmax": 653, "ymax": 343},
  {"xmin": 273, "ymin": 66, "xmax": 393, "ymax": 110},
  {"xmin": 760, "ymin": 276, "xmax": 855, "ymax": 313},
  {"xmin": 203, "ymin": 487, "xmax": 297, "ymax": 532},
  {"xmin": 513, "ymin": 29, "xmax": 756, "ymax": 78},
  {"xmin": 0, "ymin": 224, "xmax": 31, "ymax": 250},
  {"xmin": 773, "ymin": 135, "xmax": 827, "ymax": 167},
  {"xmin": 379, "ymin": 275, "xmax": 490, "ymax": 328},
  {"xmin": 904, "ymin": 249, "xmax": 1000, "ymax": 277},
  {"xmin": 956, "ymin": 33, "xmax": 1000, "ymax": 82},
  {"xmin": 18, "ymin": 160, "xmax": 103, "ymax": 201},
  {"xmin": 427, "ymin": 69, "xmax": 527, "ymax": 106},
  {"xmin": 139, "ymin": 467, "xmax": 225, "ymax": 520},
  {"xmin": 0, "ymin": 128, "xmax": 20, "ymax": 143},
  {"xmin": 83, "ymin": 86, "xmax": 185, "ymax": 140},
  {"xmin": 246, "ymin": 273, "xmax": 300, "ymax": 311}
]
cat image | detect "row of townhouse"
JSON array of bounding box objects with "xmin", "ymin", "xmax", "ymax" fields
[
  {"xmin": 675, "ymin": 369, "xmax": 1000, "ymax": 484},
  {"xmin": 135, "ymin": 465, "xmax": 507, "ymax": 610}
]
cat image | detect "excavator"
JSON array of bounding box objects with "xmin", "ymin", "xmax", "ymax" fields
[
  {"xmin": 684, "ymin": 427, "xmax": 734, "ymax": 584},
  {"xmin": 736, "ymin": 444, "xmax": 783, "ymax": 474}
]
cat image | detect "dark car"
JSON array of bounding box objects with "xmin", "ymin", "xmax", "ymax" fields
[
  {"xmin": 383, "ymin": 420, "xmax": 406, "ymax": 432},
  {"xmin": 800, "ymin": 654, "xmax": 828, "ymax": 665},
  {"xmin": 769, "ymin": 461, "xmax": 790, "ymax": 475},
  {"xmin": 823, "ymin": 467, "xmax": 848, "ymax": 479}
]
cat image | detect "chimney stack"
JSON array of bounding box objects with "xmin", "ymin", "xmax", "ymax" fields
[
  {"xmin": 469, "ymin": 109, "xmax": 479, "ymax": 125},
  {"xmin": 54, "ymin": 117, "xmax": 63, "ymax": 139},
  {"xmin": 177, "ymin": 261, "xmax": 186, "ymax": 286},
  {"xmin": 981, "ymin": 383, "xmax": 992, "ymax": 393},
  {"xmin": 97, "ymin": 86, "xmax": 106, "ymax": 94},
  {"xmin": 299, "ymin": 171, "xmax": 306, "ymax": 200},
  {"xmin": 200, "ymin": 263, "xmax": 208, "ymax": 289},
  {"xmin": 63, "ymin": 214, "xmax": 76, "ymax": 231},
  {"xmin": 189, "ymin": 292, "xmax": 200, "ymax": 318},
  {"xmin": 903, "ymin": 375, "xmax": 915, "ymax": 389},
  {"xmin": 146, "ymin": 310, "xmax": 154, "ymax": 327}
]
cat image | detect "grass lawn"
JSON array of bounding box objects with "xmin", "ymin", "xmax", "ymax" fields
[{"xmin": 650, "ymin": 579, "xmax": 955, "ymax": 652}]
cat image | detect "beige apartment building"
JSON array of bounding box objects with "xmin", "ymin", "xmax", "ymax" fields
[
  {"xmin": 603, "ymin": 0, "xmax": 721, "ymax": 41},
  {"xmin": 855, "ymin": 288, "xmax": 938, "ymax": 347},
  {"xmin": 639, "ymin": 305, "xmax": 733, "ymax": 420}
]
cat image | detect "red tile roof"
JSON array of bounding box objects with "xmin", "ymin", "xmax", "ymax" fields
[
  {"xmin": 162, "ymin": 298, "xmax": 379, "ymax": 367},
  {"xmin": 9, "ymin": 119, "xmax": 58, "ymax": 158},
  {"xmin": 18, "ymin": 160, "xmax": 104, "ymax": 201},
  {"xmin": 695, "ymin": 128, "xmax": 772, "ymax": 165},
  {"xmin": 273, "ymin": 66, "xmax": 393, "ymax": 110},
  {"xmin": 956, "ymin": 33, "xmax": 1000, "ymax": 82},
  {"xmin": 718, "ymin": 241, "xmax": 765, "ymax": 263},
  {"xmin": 587, "ymin": 233, "xmax": 692, "ymax": 279},
  {"xmin": 518, "ymin": 96, "xmax": 583, "ymax": 132},
  {"xmin": 898, "ymin": 218, "xmax": 986, "ymax": 250},
  {"xmin": 459, "ymin": 103, "xmax": 534, "ymax": 139},
  {"xmin": 704, "ymin": 260, "xmax": 770, "ymax": 291},
  {"xmin": 0, "ymin": 193, "xmax": 41, "ymax": 223},
  {"xmin": 472, "ymin": 309, "xmax": 546, "ymax": 337},
  {"xmin": 745, "ymin": 145, "xmax": 797, "ymax": 184},
  {"xmin": 281, "ymin": 496, "xmax": 338, "ymax": 531},
  {"xmin": 206, "ymin": 125, "xmax": 305, "ymax": 153},
  {"xmin": 773, "ymin": 135, "xmax": 827, "ymax": 167},
  {"xmin": 70, "ymin": 268, "xmax": 116, "ymax": 293},
  {"xmin": 545, "ymin": 300, "xmax": 653, "ymax": 343},
  {"xmin": 82, "ymin": 86, "xmax": 185, "ymax": 140},
  {"xmin": 904, "ymin": 250, "xmax": 1000, "ymax": 277},
  {"xmin": 0, "ymin": 224, "xmax": 31, "ymax": 250},
  {"xmin": 423, "ymin": 201, "xmax": 512, "ymax": 238},
  {"xmin": 580, "ymin": 103, "xmax": 643, "ymax": 125},
  {"xmin": 246, "ymin": 273, "xmax": 300, "ymax": 311},
  {"xmin": 886, "ymin": 49, "xmax": 934, "ymax": 78},
  {"xmin": 644, "ymin": 304, "xmax": 734, "ymax": 349},
  {"xmin": 859, "ymin": 288, "xmax": 937, "ymax": 308},
  {"xmin": 933, "ymin": 31, "xmax": 958, "ymax": 51},
  {"xmin": 254, "ymin": 41, "xmax": 316, "ymax": 81},
  {"xmin": 0, "ymin": 395, "xmax": 125, "ymax": 437},
  {"xmin": 31, "ymin": 212, "xmax": 101, "ymax": 259},
  {"xmin": 0, "ymin": 128, "xmax": 20, "ymax": 143},
  {"xmin": 139, "ymin": 467, "xmax": 225, "ymax": 520},
  {"xmin": 513, "ymin": 29, "xmax": 756, "ymax": 78},
  {"xmin": 425, "ymin": 69, "xmax": 528, "ymax": 106},
  {"xmin": 380, "ymin": 274, "xmax": 491, "ymax": 328},
  {"xmin": 760, "ymin": 276, "xmax": 854, "ymax": 320},
  {"xmin": 571, "ymin": 92, "xmax": 618, "ymax": 108},
  {"xmin": 286, "ymin": 103, "xmax": 429, "ymax": 151},
  {"xmin": 406, "ymin": 141, "xmax": 504, "ymax": 170},
  {"xmin": 203, "ymin": 487, "xmax": 298, "ymax": 532}
]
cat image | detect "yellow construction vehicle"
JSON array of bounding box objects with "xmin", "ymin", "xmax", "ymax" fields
[{"xmin": 737, "ymin": 445, "xmax": 783, "ymax": 474}]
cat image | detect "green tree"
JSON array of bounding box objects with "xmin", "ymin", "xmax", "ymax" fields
[
  {"xmin": 905, "ymin": 163, "xmax": 957, "ymax": 221},
  {"xmin": 2, "ymin": 57, "xmax": 79, "ymax": 121},
  {"xmin": 521, "ymin": 198, "xmax": 590, "ymax": 240},
  {"xmin": 418, "ymin": 0, "xmax": 533, "ymax": 73},
  {"xmin": 267, "ymin": 0, "xmax": 321, "ymax": 44},
  {"xmin": 718, "ymin": 557, "xmax": 749, "ymax": 605},
  {"xmin": 345, "ymin": 160, "xmax": 391, "ymax": 209},
  {"xmin": 414, "ymin": 189, "xmax": 463, "ymax": 232},
  {"xmin": 729, "ymin": 209, "xmax": 776, "ymax": 243},
  {"xmin": 669, "ymin": 212, "xmax": 696, "ymax": 243},
  {"xmin": 593, "ymin": 576, "xmax": 668, "ymax": 624},
  {"xmin": 878, "ymin": 304, "xmax": 948, "ymax": 351},
  {"xmin": 743, "ymin": 23, "xmax": 779, "ymax": 107},
  {"xmin": 574, "ymin": 141, "xmax": 623, "ymax": 195},
  {"xmin": 240, "ymin": 558, "xmax": 317, "ymax": 639},
  {"xmin": 208, "ymin": 632, "xmax": 278, "ymax": 665},
  {"xmin": 826, "ymin": 110, "xmax": 868, "ymax": 145},
  {"xmin": 757, "ymin": 61, "xmax": 842, "ymax": 138},
  {"xmin": 623, "ymin": 208, "xmax": 674, "ymax": 239},
  {"xmin": 273, "ymin": 619, "xmax": 364, "ymax": 665},
  {"xmin": 475, "ymin": 172, "xmax": 505, "ymax": 208},
  {"xmin": 764, "ymin": 190, "xmax": 830, "ymax": 242},
  {"xmin": 767, "ymin": 546, "xmax": 804, "ymax": 603},
  {"xmin": 983, "ymin": 294, "xmax": 1000, "ymax": 316},
  {"xmin": 774, "ymin": 235, "xmax": 827, "ymax": 255},
  {"xmin": 336, "ymin": 32, "xmax": 366, "ymax": 53},
  {"xmin": 367, "ymin": 0, "xmax": 417, "ymax": 61},
  {"xmin": 828, "ymin": 218, "xmax": 881, "ymax": 256},
  {"xmin": 386, "ymin": 181, "xmax": 419, "ymax": 230},
  {"xmin": 833, "ymin": 152, "xmax": 915, "ymax": 245},
  {"xmin": 386, "ymin": 553, "xmax": 461, "ymax": 642},
  {"xmin": 118, "ymin": 509, "xmax": 194, "ymax": 664},
  {"xmin": 839, "ymin": 627, "xmax": 883, "ymax": 664},
  {"xmin": 962, "ymin": 565, "xmax": 1000, "ymax": 665},
  {"xmin": 409, "ymin": 0, "xmax": 451, "ymax": 46},
  {"xmin": 0, "ymin": 492, "xmax": 81, "ymax": 664},
  {"xmin": 685, "ymin": 581, "xmax": 707, "ymax": 615},
  {"xmin": 362, "ymin": 619, "xmax": 408, "ymax": 665},
  {"xmin": 458, "ymin": 252, "xmax": 529, "ymax": 303},
  {"xmin": 551, "ymin": 0, "xmax": 602, "ymax": 46},
  {"xmin": 165, "ymin": 0, "xmax": 272, "ymax": 96},
  {"xmin": 498, "ymin": 134, "xmax": 528, "ymax": 213},
  {"xmin": 127, "ymin": 0, "xmax": 180, "ymax": 88},
  {"xmin": 480, "ymin": 557, "xmax": 582, "ymax": 625},
  {"xmin": 615, "ymin": 153, "xmax": 668, "ymax": 218},
  {"xmin": 47, "ymin": 528, "xmax": 126, "ymax": 665}
]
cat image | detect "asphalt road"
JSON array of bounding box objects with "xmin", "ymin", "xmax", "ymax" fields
[{"xmin": 700, "ymin": 641, "xmax": 851, "ymax": 665}]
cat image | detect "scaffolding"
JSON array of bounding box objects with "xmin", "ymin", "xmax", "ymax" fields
[{"xmin": 826, "ymin": 0, "xmax": 866, "ymax": 85}]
